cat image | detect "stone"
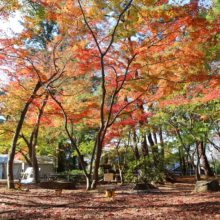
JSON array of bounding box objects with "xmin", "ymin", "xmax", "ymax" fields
[
  {"xmin": 40, "ymin": 181, "xmax": 75, "ymax": 189},
  {"xmin": 194, "ymin": 179, "xmax": 219, "ymax": 192}
]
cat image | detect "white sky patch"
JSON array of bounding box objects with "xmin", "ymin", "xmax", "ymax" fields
[
  {"xmin": 0, "ymin": 73, "xmax": 8, "ymax": 85},
  {"xmin": 0, "ymin": 11, "xmax": 23, "ymax": 34},
  {"xmin": 0, "ymin": 116, "xmax": 5, "ymax": 120},
  {"xmin": 0, "ymin": 11, "xmax": 23, "ymax": 86}
]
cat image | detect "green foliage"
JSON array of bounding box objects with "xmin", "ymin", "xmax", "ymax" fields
[
  {"xmin": 210, "ymin": 160, "xmax": 220, "ymax": 175},
  {"xmin": 20, "ymin": 20, "xmax": 59, "ymax": 49},
  {"xmin": 71, "ymin": 126, "xmax": 97, "ymax": 158},
  {"xmin": 72, "ymin": 139, "xmax": 95, "ymax": 157},
  {"xmin": 206, "ymin": 0, "xmax": 220, "ymax": 21},
  {"xmin": 60, "ymin": 170, "xmax": 84, "ymax": 175},
  {"xmin": 21, "ymin": 0, "xmax": 45, "ymax": 21}
]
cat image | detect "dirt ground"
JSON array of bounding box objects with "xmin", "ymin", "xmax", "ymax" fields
[{"xmin": 0, "ymin": 176, "xmax": 220, "ymax": 219}]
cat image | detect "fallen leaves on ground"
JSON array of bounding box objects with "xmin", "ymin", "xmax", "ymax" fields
[{"xmin": 0, "ymin": 180, "xmax": 219, "ymax": 219}]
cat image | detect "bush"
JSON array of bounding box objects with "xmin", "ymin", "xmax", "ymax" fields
[{"xmin": 60, "ymin": 170, "xmax": 85, "ymax": 175}]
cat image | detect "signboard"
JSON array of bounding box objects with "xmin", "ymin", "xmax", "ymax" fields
[{"xmin": 104, "ymin": 173, "xmax": 114, "ymax": 181}]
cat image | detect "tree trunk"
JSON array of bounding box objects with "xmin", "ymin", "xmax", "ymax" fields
[
  {"xmin": 19, "ymin": 150, "xmax": 32, "ymax": 167},
  {"xmin": 7, "ymin": 82, "xmax": 41, "ymax": 189},
  {"xmin": 115, "ymin": 142, "xmax": 125, "ymax": 184},
  {"xmin": 159, "ymin": 128, "xmax": 164, "ymax": 159},
  {"xmin": 32, "ymin": 146, "xmax": 40, "ymax": 184},
  {"xmin": 7, "ymin": 103, "xmax": 32, "ymax": 188},
  {"xmin": 89, "ymin": 139, "xmax": 97, "ymax": 177},
  {"xmin": 147, "ymin": 132, "xmax": 158, "ymax": 168},
  {"xmin": 91, "ymin": 137, "xmax": 101, "ymax": 189},
  {"xmin": 132, "ymin": 130, "xmax": 140, "ymax": 161},
  {"xmin": 179, "ymin": 146, "xmax": 183, "ymax": 175},
  {"xmin": 67, "ymin": 149, "xmax": 71, "ymax": 171},
  {"xmin": 174, "ymin": 127, "xmax": 200, "ymax": 181},
  {"xmin": 198, "ymin": 141, "xmax": 214, "ymax": 177},
  {"xmin": 179, "ymin": 146, "xmax": 186, "ymax": 175},
  {"xmin": 215, "ymin": 160, "xmax": 217, "ymax": 175},
  {"xmin": 50, "ymin": 92, "xmax": 92, "ymax": 190},
  {"xmin": 186, "ymin": 146, "xmax": 190, "ymax": 174},
  {"xmin": 195, "ymin": 144, "xmax": 201, "ymax": 181},
  {"xmin": 57, "ymin": 143, "xmax": 65, "ymax": 172},
  {"xmin": 119, "ymin": 169, "xmax": 124, "ymax": 184},
  {"xmin": 86, "ymin": 176, "xmax": 91, "ymax": 190},
  {"xmin": 141, "ymin": 135, "xmax": 148, "ymax": 156},
  {"xmin": 182, "ymin": 156, "xmax": 186, "ymax": 175},
  {"xmin": 195, "ymin": 165, "xmax": 201, "ymax": 181},
  {"xmin": 32, "ymin": 94, "xmax": 48, "ymax": 184}
]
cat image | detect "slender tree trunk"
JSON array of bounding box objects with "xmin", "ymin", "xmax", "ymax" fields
[
  {"xmin": 119, "ymin": 169, "xmax": 124, "ymax": 184},
  {"xmin": 91, "ymin": 136, "xmax": 102, "ymax": 189},
  {"xmin": 86, "ymin": 176, "xmax": 91, "ymax": 190},
  {"xmin": 32, "ymin": 133, "xmax": 40, "ymax": 184},
  {"xmin": 32, "ymin": 145, "xmax": 39, "ymax": 184},
  {"xmin": 117, "ymin": 155, "xmax": 124, "ymax": 184},
  {"xmin": 173, "ymin": 126, "xmax": 200, "ymax": 181},
  {"xmin": 7, "ymin": 103, "xmax": 31, "ymax": 188},
  {"xmin": 132, "ymin": 130, "xmax": 140, "ymax": 161},
  {"xmin": 147, "ymin": 132, "xmax": 158, "ymax": 168},
  {"xmin": 179, "ymin": 146, "xmax": 183, "ymax": 175},
  {"xmin": 141, "ymin": 135, "xmax": 148, "ymax": 156},
  {"xmin": 115, "ymin": 141, "xmax": 125, "ymax": 184},
  {"xmin": 179, "ymin": 146, "xmax": 186, "ymax": 175},
  {"xmin": 57, "ymin": 143, "xmax": 65, "ymax": 172},
  {"xmin": 198, "ymin": 141, "xmax": 214, "ymax": 177},
  {"xmin": 182, "ymin": 157, "xmax": 186, "ymax": 175},
  {"xmin": 7, "ymin": 82, "xmax": 41, "ymax": 189},
  {"xmin": 159, "ymin": 128, "xmax": 164, "ymax": 160},
  {"xmin": 186, "ymin": 146, "xmax": 190, "ymax": 174},
  {"xmin": 89, "ymin": 139, "xmax": 97, "ymax": 177},
  {"xmin": 215, "ymin": 160, "xmax": 217, "ymax": 175},
  {"xmin": 28, "ymin": 147, "xmax": 33, "ymax": 163},
  {"xmin": 32, "ymin": 94, "xmax": 48, "ymax": 183},
  {"xmin": 195, "ymin": 165, "xmax": 200, "ymax": 181},
  {"xmin": 67, "ymin": 151, "xmax": 71, "ymax": 171},
  {"xmin": 78, "ymin": 155, "xmax": 84, "ymax": 170},
  {"xmin": 77, "ymin": 0, "xmax": 135, "ymax": 190},
  {"xmin": 195, "ymin": 143, "xmax": 201, "ymax": 181},
  {"xmin": 49, "ymin": 92, "xmax": 92, "ymax": 190},
  {"xmin": 19, "ymin": 150, "xmax": 32, "ymax": 167}
]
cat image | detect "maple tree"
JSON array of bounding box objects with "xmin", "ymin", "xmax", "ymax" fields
[
  {"xmin": 0, "ymin": 33, "xmax": 73, "ymax": 188},
  {"xmin": 36, "ymin": 0, "xmax": 219, "ymax": 189},
  {"xmin": 1, "ymin": 0, "xmax": 220, "ymax": 190},
  {"xmin": 0, "ymin": 88, "xmax": 49, "ymax": 172}
]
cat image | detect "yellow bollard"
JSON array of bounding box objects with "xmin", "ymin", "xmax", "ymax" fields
[
  {"xmin": 106, "ymin": 189, "xmax": 115, "ymax": 198},
  {"xmin": 55, "ymin": 189, "xmax": 62, "ymax": 196},
  {"xmin": 15, "ymin": 184, "xmax": 22, "ymax": 190}
]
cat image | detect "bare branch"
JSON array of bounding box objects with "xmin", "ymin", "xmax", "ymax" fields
[{"xmin": 103, "ymin": 0, "xmax": 133, "ymax": 56}]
